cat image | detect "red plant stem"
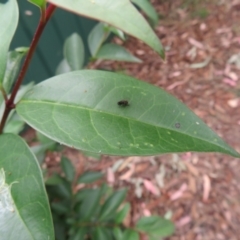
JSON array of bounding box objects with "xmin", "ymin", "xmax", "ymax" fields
[{"xmin": 0, "ymin": 4, "xmax": 56, "ymax": 134}]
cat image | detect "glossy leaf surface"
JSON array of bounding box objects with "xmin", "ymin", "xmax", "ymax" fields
[
  {"xmin": 131, "ymin": 0, "xmax": 158, "ymax": 26},
  {"xmin": 47, "ymin": 0, "xmax": 164, "ymax": 58},
  {"xmin": 16, "ymin": 70, "xmax": 240, "ymax": 157},
  {"xmin": 64, "ymin": 33, "xmax": 85, "ymax": 70},
  {"xmin": 0, "ymin": 0, "xmax": 18, "ymax": 84},
  {"xmin": 88, "ymin": 22, "xmax": 109, "ymax": 57},
  {"xmin": 96, "ymin": 43, "xmax": 142, "ymax": 62},
  {"xmin": 0, "ymin": 134, "xmax": 54, "ymax": 240}
]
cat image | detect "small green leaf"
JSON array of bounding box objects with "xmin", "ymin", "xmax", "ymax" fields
[
  {"xmin": 45, "ymin": 173, "xmax": 63, "ymax": 185},
  {"xmin": 96, "ymin": 43, "xmax": 142, "ymax": 63},
  {"xmin": 78, "ymin": 188, "xmax": 102, "ymax": 220},
  {"xmin": 88, "ymin": 22, "xmax": 110, "ymax": 57},
  {"xmin": 107, "ymin": 26, "xmax": 126, "ymax": 41},
  {"xmin": 0, "ymin": 0, "xmax": 19, "ymax": 84},
  {"xmin": 46, "ymin": 175, "xmax": 72, "ymax": 199},
  {"xmin": 55, "ymin": 59, "xmax": 72, "ymax": 75},
  {"xmin": 61, "ymin": 157, "xmax": 75, "ymax": 182},
  {"xmin": 92, "ymin": 227, "xmax": 112, "ymax": 240},
  {"xmin": 70, "ymin": 228, "xmax": 87, "ymax": 240},
  {"xmin": 28, "ymin": 0, "xmax": 46, "ymax": 9},
  {"xmin": 64, "ymin": 33, "xmax": 85, "ymax": 70},
  {"xmin": 99, "ymin": 189, "xmax": 127, "ymax": 220},
  {"xmin": 113, "ymin": 227, "xmax": 123, "ymax": 240},
  {"xmin": 47, "ymin": 0, "xmax": 164, "ymax": 58},
  {"xmin": 0, "ymin": 134, "xmax": 54, "ymax": 240},
  {"xmin": 115, "ymin": 202, "xmax": 130, "ymax": 224},
  {"xmin": 78, "ymin": 171, "xmax": 104, "ymax": 184},
  {"xmin": 16, "ymin": 70, "xmax": 240, "ymax": 158},
  {"xmin": 3, "ymin": 47, "xmax": 29, "ymax": 94},
  {"xmin": 123, "ymin": 229, "xmax": 139, "ymax": 240},
  {"xmin": 136, "ymin": 216, "xmax": 174, "ymax": 237},
  {"xmin": 51, "ymin": 201, "xmax": 69, "ymax": 215},
  {"xmin": 131, "ymin": 0, "xmax": 159, "ymax": 26}
]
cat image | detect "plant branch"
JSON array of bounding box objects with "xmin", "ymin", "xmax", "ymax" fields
[{"xmin": 0, "ymin": 3, "xmax": 56, "ymax": 134}]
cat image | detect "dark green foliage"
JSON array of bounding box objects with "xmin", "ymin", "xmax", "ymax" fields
[{"xmin": 47, "ymin": 163, "xmax": 174, "ymax": 240}]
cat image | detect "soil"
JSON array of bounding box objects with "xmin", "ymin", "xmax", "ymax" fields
[{"xmin": 26, "ymin": 1, "xmax": 240, "ymax": 239}]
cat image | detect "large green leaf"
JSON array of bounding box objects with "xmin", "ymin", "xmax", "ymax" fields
[
  {"xmin": 64, "ymin": 33, "xmax": 85, "ymax": 70},
  {"xmin": 16, "ymin": 70, "xmax": 240, "ymax": 157},
  {"xmin": 0, "ymin": 0, "xmax": 19, "ymax": 84},
  {"xmin": 0, "ymin": 133, "xmax": 54, "ymax": 240},
  {"xmin": 96, "ymin": 43, "xmax": 142, "ymax": 62},
  {"xmin": 47, "ymin": 0, "xmax": 164, "ymax": 58}
]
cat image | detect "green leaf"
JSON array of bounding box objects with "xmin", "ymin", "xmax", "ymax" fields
[
  {"xmin": 99, "ymin": 189, "xmax": 127, "ymax": 220},
  {"xmin": 78, "ymin": 188, "xmax": 102, "ymax": 220},
  {"xmin": 51, "ymin": 201, "xmax": 69, "ymax": 215},
  {"xmin": 61, "ymin": 157, "xmax": 75, "ymax": 182},
  {"xmin": 115, "ymin": 202, "xmax": 130, "ymax": 224},
  {"xmin": 136, "ymin": 216, "xmax": 174, "ymax": 237},
  {"xmin": 3, "ymin": 47, "xmax": 29, "ymax": 94},
  {"xmin": 96, "ymin": 43, "xmax": 142, "ymax": 63},
  {"xmin": 3, "ymin": 113, "xmax": 25, "ymax": 134},
  {"xmin": 1, "ymin": 82, "xmax": 34, "ymax": 126},
  {"xmin": 123, "ymin": 229, "xmax": 139, "ymax": 240},
  {"xmin": 88, "ymin": 22, "xmax": 110, "ymax": 57},
  {"xmin": 28, "ymin": 0, "xmax": 46, "ymax": 9},
  {"xmin": 46, "ymin": 175, "xmax": 72, "ymax": 199},
  {"xmin": 92, "ymin": 227, "xmax": 112, "ymax": 240},
  {"xmin": 47, "ymin": 0, "xmax": 164, "ymax": 58},
  {"xmin": 56, "ymin": 59, "xmax": 72, "ymax": 75},
  {"xmin": 107, "ymin": 26, "xmax": 126, "ymax": 41},
  {"xmin": 78, "ymin": 171, "xmax": 104, "ymax": 184},
  {"xmin": 45, "ymin": 173, "xmax": 63, "ymax": 185},
  {"xmin": 64, "ymin": 33, "xmax": 85, "ymax": 70},
  {"xmin": 16, "ymin": 70, "xmax": 240, "ymax": 157},
  {"xmin": 131, "ymin": 0, "xmax": 159, "ymax": 26},
  {"xmin": 113, "ymin": 227, "xmax": 123, "ymax": 240},
  {"xmin": 0, "ymin": 0, "xmax": 19, "ymax": 84},
  {"xmin": 70, "ymin": 228, "xmax": 87, "ymax": 240},
  {"xmin": 0, "ymin": 133, "xmax": 54, "ymax": 240}
]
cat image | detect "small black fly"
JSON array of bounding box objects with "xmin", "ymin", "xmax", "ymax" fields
[{"xmin": 117, "ymin": 100, "xmax": 129, "ymax": 107}]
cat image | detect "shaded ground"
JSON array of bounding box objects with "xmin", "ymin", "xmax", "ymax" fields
[{"xmin": 29, "ymin": 1, "xmax": 240, "ymax": 239}]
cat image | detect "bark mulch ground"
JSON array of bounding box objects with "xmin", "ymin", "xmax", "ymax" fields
[{"xmin": 26, "ymin": 1, "xmax": 240, "ymax": 239}]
